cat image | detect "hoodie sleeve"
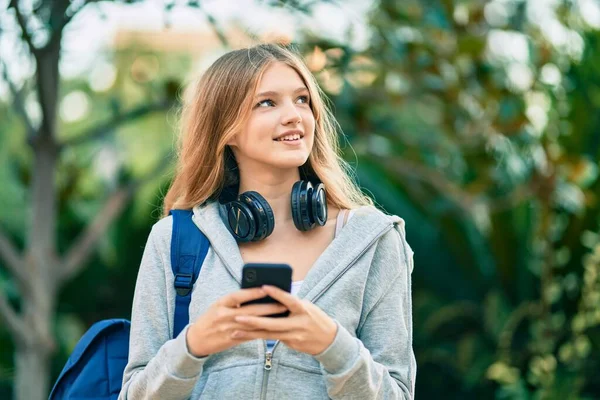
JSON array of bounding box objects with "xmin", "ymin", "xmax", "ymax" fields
[
  {"xmin": 313, "ymin": 221, "xmax": 416, "ymax": 399},
  {"xmin": 119, "ymin": 221, "xmax": 209, "ymax": 399}
]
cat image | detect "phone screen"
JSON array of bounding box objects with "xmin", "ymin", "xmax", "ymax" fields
[{"xmin": 241, "ymin": 263, "xmax": 292, "ymax": 317}]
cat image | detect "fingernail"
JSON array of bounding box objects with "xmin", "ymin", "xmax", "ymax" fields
[{"xmin": 235, "ymin": 316, "xmax": 248, "ymax": 322}]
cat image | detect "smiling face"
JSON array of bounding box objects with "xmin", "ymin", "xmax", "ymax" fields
[{"xmin": 228, "ymin": 61, "xmax": 316, "ymax": 174}]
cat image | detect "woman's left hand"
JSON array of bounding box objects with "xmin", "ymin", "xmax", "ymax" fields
[{"xmin": 231, "ymin": 285, "xmax": 337, "ymax": 355}]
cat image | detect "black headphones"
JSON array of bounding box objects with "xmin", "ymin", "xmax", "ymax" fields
[{"xmin": 218, "ymin": 181, "xmax": 328, "ymax": 242}]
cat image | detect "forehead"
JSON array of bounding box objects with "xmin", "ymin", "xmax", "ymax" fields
[{"xmin": 255, "ymin": 62, "xmax": 307, "ymax": 92}]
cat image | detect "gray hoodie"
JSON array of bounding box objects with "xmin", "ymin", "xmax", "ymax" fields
[{"xmin": 119, "ymin": 202, "xmax": 416, "ymax": 399}]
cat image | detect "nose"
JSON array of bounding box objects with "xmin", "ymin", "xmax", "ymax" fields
[{"xmin": 281, "ymin": 99, "xmax": 302, "ymax": 125}]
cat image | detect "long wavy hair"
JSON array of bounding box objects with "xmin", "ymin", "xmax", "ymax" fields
[{"xmin": 162, "ymin": 43, "xmax": 373, "ymax": 217}]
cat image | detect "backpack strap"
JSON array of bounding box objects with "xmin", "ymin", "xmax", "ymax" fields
[{"xmin": 169, "ymin": 209, "xmax": 209, "ymax": 338}]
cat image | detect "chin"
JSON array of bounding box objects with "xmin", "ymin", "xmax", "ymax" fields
[{"xmin": 270, "ymin": 155, "xmax": 310, "ymax": 170}]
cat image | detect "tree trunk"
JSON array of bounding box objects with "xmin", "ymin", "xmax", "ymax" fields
[
  {"xmin": 14, "ymin": 344, "xmax": 52, "ymax": 400},
  {"xmin": 12, "ymin": 35, "xmax": 62, "ymax": 400},
  {"xmin": 1, "ymin": 4, "xmax": 174, "ymax": 399},
  {"xmin": 13, "ymin": 254, "xmax": 56, "ymax": 400}
]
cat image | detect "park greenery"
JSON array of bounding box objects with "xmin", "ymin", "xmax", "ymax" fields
[{"xmin": 1, "ymin": 0, "xmax": 600, "ymax": 399}]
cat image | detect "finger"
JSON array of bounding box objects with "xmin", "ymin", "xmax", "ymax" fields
[
  {"xmin": 230, "ymin": 329, "xmax": 293, "ymax": 341},
  {"xmin": 235, "ymin": 303, "xmax": 289, "ymax": 317},
  {"xmin": 262, "ymin": 286, "xmax": 305, "ymax": 314},
  {"xmin": 220, "ymin": 288, "xmax": 267, "ymax": 308},
  {"xmin": 234, "ymin": 315, "xmax": 296, "ymax": 332},
  {"xmin": 220, "ymin": 322, "xmax": 263, "ymax": 333}
]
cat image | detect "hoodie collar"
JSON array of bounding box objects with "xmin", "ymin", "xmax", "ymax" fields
[
  {"xmin": 192, "ymin": 202, "xmax": 400, "ymax": 302},
  {"xmin": 192, "ymin": 202, "xmax": 246, "ymax": 284}
]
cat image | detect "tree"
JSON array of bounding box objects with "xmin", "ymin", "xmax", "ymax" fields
[{"xmin": 0, "ymin": 1, "xmax": 185, "ymax": 398}]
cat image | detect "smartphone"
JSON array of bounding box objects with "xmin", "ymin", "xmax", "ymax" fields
[{"xmin": 241, "ymin": 263, "xmax": 292, "ymax": 318}]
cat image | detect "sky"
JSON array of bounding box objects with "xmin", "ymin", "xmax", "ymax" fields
[{"xmin": 1, "ymin": 0, "xmax": 373, "ymax": 82}]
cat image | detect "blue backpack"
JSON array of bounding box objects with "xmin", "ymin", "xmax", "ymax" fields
[{"xmin": 49, "ymin": 210, "xmax": 209, "ymax": 400}]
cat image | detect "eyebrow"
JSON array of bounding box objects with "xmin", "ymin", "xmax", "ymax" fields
[{"xmin": 255, "ymin": 87, "xmax": 309, "ymax": 98}]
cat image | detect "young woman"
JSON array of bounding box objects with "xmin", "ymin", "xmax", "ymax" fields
[{"xmin": 119, "ymin": 43, "xmax": 416, "ymax": 399}]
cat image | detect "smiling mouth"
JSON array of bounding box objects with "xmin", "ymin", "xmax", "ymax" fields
[{"xmin": 274, "ymin": 134, "xmax": 303, "ymax": 142}]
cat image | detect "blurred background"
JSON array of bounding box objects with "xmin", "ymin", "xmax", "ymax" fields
[{"xmin": 1, "ymin": 0, "xmax": 600, "ymax": 399}]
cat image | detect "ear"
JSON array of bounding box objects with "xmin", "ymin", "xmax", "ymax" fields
[{"xmin": 226, "ymin": 133, "xmax": 238, "ymax": 147}]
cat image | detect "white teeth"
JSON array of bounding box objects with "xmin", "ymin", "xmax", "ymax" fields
[{"xmin": 276, "ymin": 134, "xmax": 301, "ymax": 141}]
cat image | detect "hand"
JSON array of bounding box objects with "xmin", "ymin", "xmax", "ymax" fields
[
  {"xmin": 186, "ymin": 287, "xmax": 288, "ymax": 357},
  {"xmin": 231, "ymin": 285, "xmax": 338, "ymax": 356}
]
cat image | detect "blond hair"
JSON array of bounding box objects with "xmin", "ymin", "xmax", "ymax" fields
[{"xmin": 162, "ymin": 43, "xmax": 373, "ymax": 216}]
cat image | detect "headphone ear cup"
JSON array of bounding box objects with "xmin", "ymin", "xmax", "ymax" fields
[
  {"xmin": 291, "ymin": 181, "xmax": 302, "ymax": 230},
  {"xmin": 310, "ymin": 183, "xmax": 328, "ymax": 226},
  {"xmin": 291, "ymin": 181, "xmax": 314, "ymax": 231},
  {"xmin": 224, "ymin": 200, "xmax": 256, "ymax": 242},
  {"xmin": 240, "ymin": 191, "xmax": 274, "ymax": 241}
]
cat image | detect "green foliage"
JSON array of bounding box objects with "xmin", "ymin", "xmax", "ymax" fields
[
  {"xmin": 298, "ymin": 0, "xmax": 600, "ymax": 398},
  {"xmin": 1, "ymin": 0, "xmax": 600, "ymax": 398}
]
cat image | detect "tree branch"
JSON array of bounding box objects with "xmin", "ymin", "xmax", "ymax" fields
[
  {"xmin": 382, "ymin": 154, "xmax": 537, "ymax": 215},
  {"xmin": 58, "ymin": 155, "xmax": 173, "ymax": 285},
  {"xmin": 48, "ymin": 0, "xmax": 96, "ymax": 52},
  {"xmin": 383, "ymin": 157, "xmax": 476, "ymax": 214},
  {"xmin": 0, "ymin": 58, "xmax": 36, "ymax": 135},
  {"xmin": 8, "ymin": 0, "xmax": 37, "ymax": 56},
  {"xmin": 0, "ymin": 227, "xmax": 25, "ymax": 287},
  {"xmin": 0, "ymin": 288, "xmax": 28, "ymax": 347},
  {"xmin": 202, "ymin": 9, "xmax": 229, "ymax": 48},
  {"xmin": 62, "ymin": 99, "xmax": 174, "ymax": 147},
  {"xmin": 57, "ymin": 0, "xmax": 89, "ymax": 34},
  {"xmin": 185, "ymin": 1, "xmax": 229, "ymax": 47}
]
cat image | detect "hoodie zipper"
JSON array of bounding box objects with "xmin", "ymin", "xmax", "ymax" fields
[
  {"xmin": 261, "ymin": 341, "xmax": 278, "ymax": 400},
  {"xmin": 264, "ymin": 351, "xmax": 273, "ymax": 370},
  {"xmin": 258, "ymin": 224, "xmax": 394, "ymax": 399}
]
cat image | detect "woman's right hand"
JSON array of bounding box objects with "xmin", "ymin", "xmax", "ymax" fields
[{"xmin": 185, "ymin": 287, "xmax": 287, "ymax": 357}]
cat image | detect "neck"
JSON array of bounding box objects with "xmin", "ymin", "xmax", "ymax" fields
[{"xmin": 237, "ymin": 167, "xmax": 301, "ymax": 225}]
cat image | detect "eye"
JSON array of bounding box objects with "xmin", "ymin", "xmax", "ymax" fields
[
  {"xmin": 297, "ymin": 95, "xmax": 309, "ymax": 104},
  {"xmin": 256, "ymin": 99, "xmax": 275, "ymax": 108}
]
